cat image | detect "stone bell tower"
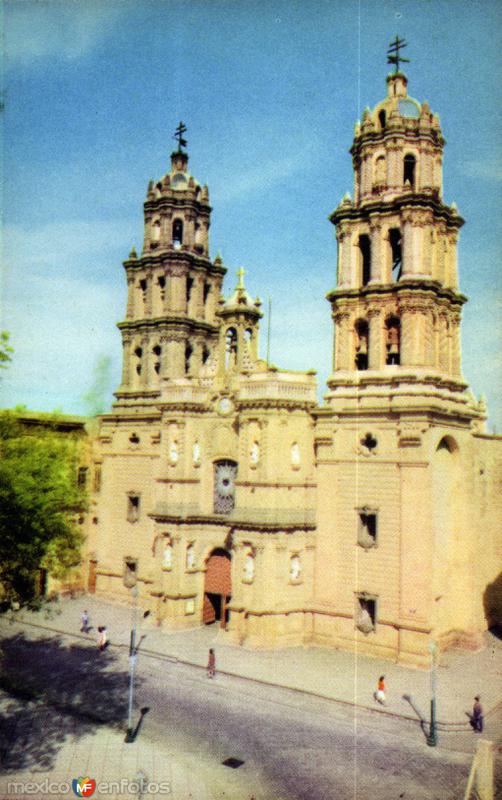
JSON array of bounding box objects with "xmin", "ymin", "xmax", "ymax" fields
[
  {"xmin": 314, "ymin": 41, "xmax": 490, "ymax": 667},
  {"xmin": 114, "ymin": 123, "xmax": 226, "ymax": 407},
  {"xmin": 326, "ymin": 60, "xmax": 469, "ymax": 407}
]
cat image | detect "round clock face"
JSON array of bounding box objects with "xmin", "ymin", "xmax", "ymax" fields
[{"xmin": 217, "ymin": 397, "xmax": 233, "ymax": 416}]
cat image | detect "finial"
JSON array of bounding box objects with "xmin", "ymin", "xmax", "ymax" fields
[
  {"xmin": 173, "ymin": 121, "xmax": 188, "ymax": 153},
  {"xmin": 237, "ymin": 266, "xmax": 246, "ymax": 289},
  {"xmin": 387, "ymin": 36, "xmax": 410, "ymax": 74},
  {"xmin": 129, "ymin": 246, "xmax": 137, "ymax": 259}
]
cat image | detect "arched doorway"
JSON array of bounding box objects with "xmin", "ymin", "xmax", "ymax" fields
[{"xmin": 203, "ymin": 548, "xmax": 231, "ymax": 628}]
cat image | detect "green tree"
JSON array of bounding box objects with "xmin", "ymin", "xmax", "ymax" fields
[
  {"xmin": 0, "ymin": 331, "xmax": 13, "ymax": 369},
  {"xmin": 82, "ymin": 355, "xmax": 112, "ymax": 416},
  {"xmin": 0, "ymin": 411, "xmax": 87, "ymax": 607}
]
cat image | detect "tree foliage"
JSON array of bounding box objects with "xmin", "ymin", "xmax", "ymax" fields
[
  {"xmin": 0, "ymin": 411, "xmax": 87, "ymax": 607},
  {"xmin": 0, "ymin": 331, "xmax": 13, "ymax": 369}
]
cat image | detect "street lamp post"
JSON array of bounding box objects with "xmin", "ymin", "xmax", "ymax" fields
[
  {"xmin": 125, "ymin": 585, "xmax": 149, "ymax": 743},
  {"xmin": 426, "ymin": 640, "xmax": 438, "ymax": 747}
]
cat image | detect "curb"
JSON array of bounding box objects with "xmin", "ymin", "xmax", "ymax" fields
[{"xmin": 0, "ymin": 616, "xmax": 488, "ymax": 732}]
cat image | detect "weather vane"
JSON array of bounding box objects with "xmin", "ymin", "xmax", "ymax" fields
[
  {"xmin": 387, "ymin": 36, "xmax": 410, "ymax": 73},
  {"xmin": 173, "ymin": 121, "xmax": 188, "ymax": 152}
]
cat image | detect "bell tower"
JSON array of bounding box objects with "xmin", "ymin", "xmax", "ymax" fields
[
  {"xmin": 313, "ymin": 41, "xmax": 490, "ymax": 667},
  {"xmin": 115, "ymin": 123, "xmax": 226, "ymax": 406},
  {"xmin": 326, "ymin": 42, "xmax": 479, "ymax": 418}
]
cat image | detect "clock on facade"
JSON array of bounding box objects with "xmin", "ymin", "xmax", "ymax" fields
[{"xmin": 216, "ymin": 396, "xmax": 233, "ymax": 416}]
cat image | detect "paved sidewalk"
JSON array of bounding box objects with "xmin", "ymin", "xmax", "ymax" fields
[
  {"xmin": 0, "ymin": 691, "xmax": 259, "ymax": 800},
  {"xmin": 4, "ymin": 596, "xmax": 502, "ymax": 729}
]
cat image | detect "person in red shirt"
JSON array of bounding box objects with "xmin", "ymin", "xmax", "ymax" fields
[{"xmin": 375, "ymin": 675, "xmax": 386, "ymax": 705}]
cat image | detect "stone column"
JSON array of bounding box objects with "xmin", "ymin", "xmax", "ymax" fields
[
  {"xmin": 450, "ymin": 312, "xmax": 462, "ymax": 377},
  {"xmin": 369, "ymin": 220, "xmax": 382, "ymax": 284},
  {"xmin": 445, "ymin": 231, "xmax": 459, "ymax": 289},
  {"xmin": 334, "ymin": 312, "xmax": 351, "ymax": 371},
  {"xmin": 121, "ymin": 334, "xmax": 132, "ymax": 387},
  {"xmin": 368, "ymin": 308, "xmax": 383, "ymax": 370},
  {"xmin": 337, "ymin": 226, "xmax": 352, "ymax": 288},
  {"xmin": 400, "ymin": 212, "xmax": 415, "ymax": 277},
  {"xmin": 141, "ymin": 336, "xmax": 149, "ymax": 388},
  {"xmin": 170, "ymin": 266, "xmax": 187, "ymax": 314},
  {"xmin": 387, "ymin": 144, "xmax": 401, "ymax": 191},
  {"xmin": 400, "ymin": 307, "xmax": 414, "ymax": 366},
  {"xmin": 126, "ymin": 273, "xmax": 135, "ymax": 319},
  {"xmin": 438, "ymin": 312, "xmax": 449, "ymax": 373}
]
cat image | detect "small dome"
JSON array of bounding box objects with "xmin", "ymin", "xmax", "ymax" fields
[
  {"xmin": 398, "ymin": 98, "xmax": 421, "ymax": 118},
  {"xmin": 171, "ymin": 172, "xmax": 189, "ymax": 191}
]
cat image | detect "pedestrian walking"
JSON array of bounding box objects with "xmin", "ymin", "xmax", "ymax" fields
[
  {"xmin": 375, "ymin": 675, "xmax": 386, "ymax": 705},
  {"xmin": 207, "ymin": 648, "xmax": 216, "ymax": 678},
  {"xmin": 80, "ymin": 610, "xmax": 89, "ymax": 633},
  {"xmin": 471, "ymin": 696, "xmax": 484, "ymax": 732},
  {"xmin": 97, "ymin": 626, "xmax": 108, "ymax": 652}
]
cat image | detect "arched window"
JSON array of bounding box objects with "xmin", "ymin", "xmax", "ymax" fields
[
  {"xmin": 186, "ymin": 276, "xmax": 193, "ymax": 304},
  {"xmin": 203, "ymin": 282, "xmax": 211, "ymax": 304},
  {"xmin": 202, "ymin": 345, "xmax": 210, "ymax": 365},
  {"xmin": 389, "ymin": 228, "xmax": 402, "ymax": 279},
  {"xmin": 354, "ymin": 320, "xmax": 369, "ymax": 370},
  {"xmin": 172, "ymin": 218, "xmax": 183, "ymax": 248},
  {"xmin": 184, "ymin": 343, "xmax": 192, "ymax": 375},
  {"xmin": 358, "ymin": 234, "xmax": 371, "ymax": 285},
  {"xmin": 378, "ymin": 110, "xmax": 386, "ymax": 129},
  {"xmin": 153, "ymin": 344, "xmax": 161, "ymax": 375},
  {"xmin": 134, "ymin": 346, "xmax": 143, "ymax": 375},
  {"xmin": 225, "ymin": 327, "xmax": 238, "ymax": 370},
  {"xmin": 385, "ymin": 316, "xmax": 401, "ymax": 365},
  {"xmin": 403, "ymin": 154, "xmax": 416, "ymax": 188}
]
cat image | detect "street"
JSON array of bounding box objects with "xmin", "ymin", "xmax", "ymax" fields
[{"xmin": 1, "ymin": 620, "xmax": 500, "ymax": 799}]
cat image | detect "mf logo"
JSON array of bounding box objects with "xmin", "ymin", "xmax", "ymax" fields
[{"xmin": 72, "ymin": 776, "xmax": 96, "ymax": 797}]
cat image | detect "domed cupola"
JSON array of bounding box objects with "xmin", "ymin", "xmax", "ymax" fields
[
  {"xmin": 216, "ymin": 268, "xmax": 262, "ymax": 374},
  {"xmin": 142, "ymin": 121, "xmax": 211, "ymax": 257}
]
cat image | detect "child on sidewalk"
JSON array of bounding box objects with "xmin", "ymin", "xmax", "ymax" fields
[{"xmin": 375, "ymin": 675, "xmax": 386, "ymax": 705}]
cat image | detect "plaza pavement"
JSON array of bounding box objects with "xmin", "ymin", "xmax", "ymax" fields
[
  {"xmin": 0, "ymin": 690, "xmax": 240, "ymax": 800},
  {"xmin": 4, "ymin": 595, "xmax": 502, "ymax": 733}
]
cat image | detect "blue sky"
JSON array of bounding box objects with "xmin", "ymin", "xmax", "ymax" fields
[{"xmin": 1, "ymin": 0, "xmax": 501, "ymax": 430}]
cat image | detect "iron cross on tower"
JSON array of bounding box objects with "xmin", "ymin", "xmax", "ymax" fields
[
  {"xmin": 387, "ymin": 36, "xmax": 410, "ymax": 73},
  {"xmin": 173, "ymin": 121, "xmax": 188, "ymax": 152}
]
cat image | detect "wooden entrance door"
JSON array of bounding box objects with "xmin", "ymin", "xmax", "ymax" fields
[{"xmin": 203, "ymin": 549, "xmax": 231, "ymax": 628}]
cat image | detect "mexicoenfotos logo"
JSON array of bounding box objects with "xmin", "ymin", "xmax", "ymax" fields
[{"xmin": 72, "ymin": 777, "xmax": 96, "ymax": 797}]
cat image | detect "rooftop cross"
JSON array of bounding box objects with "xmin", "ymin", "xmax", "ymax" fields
[
  {"xmin": 236, "ymin": 266, "xmax": 246, "ymax": 289},
  {"xmin": 387, "ymin": 36, "xmax": 410, "ymax": 74},
  {"xmin": 173, "ymin": 121, "xmax": 188, "ymax": 152}
]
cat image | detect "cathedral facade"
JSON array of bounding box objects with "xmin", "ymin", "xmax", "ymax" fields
[{"xmin": 87, "ymin": 62, "xmax": 502, "ymax": 667}]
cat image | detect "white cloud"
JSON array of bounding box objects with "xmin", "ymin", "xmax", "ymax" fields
[
  {"xmin": 213, "ymin": 155, "xmax": 305, "ymax": 204},
  {"xmin": 4, "ymin": 1, "xmax": 124, "ymax": 64}
]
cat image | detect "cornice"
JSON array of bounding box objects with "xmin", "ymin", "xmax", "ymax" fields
[
  {"xmin": 123, "ymin": 251, "xmax": 226, "ymax": 276},
  {"xmin": 326, "ymin": 280, "xmax": 467, "ymax": 307},
  {"xmin": 330, "ymin": 194, "xmax": 463, "ymax": 230},
  {"xmin": 117, "ymin": 317, "xmax": 220, "ymax": 335}
]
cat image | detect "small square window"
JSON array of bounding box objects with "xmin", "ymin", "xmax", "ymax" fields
[
  {"xmin": 358, "ymin": 509, "xmax": 378, "ymax": 549},
  {"xmin": 127, "ymin": 494, "xmax": 140, "ymax": 523},
  {"xmin": 185, "ymin": 598, "xmax": 195, "ymax": 615}
]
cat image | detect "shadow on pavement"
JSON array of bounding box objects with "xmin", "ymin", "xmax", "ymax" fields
[{"xmin": 0, "ymin": 631, "xmax": 137, "ymax": 773}]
